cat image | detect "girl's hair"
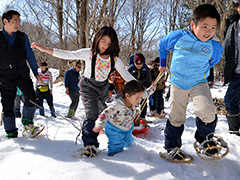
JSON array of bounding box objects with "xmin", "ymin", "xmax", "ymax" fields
[
  {"xmin": 192, "ymin": 4, "xmax": 220, "ymax": 26},
  {"xmin": 92, "ymin": 26, "xmax": 120, "ymax": 57},
  {"xmin": 122, "ymin": 80, "xmax": 145, "ymax": 98}
]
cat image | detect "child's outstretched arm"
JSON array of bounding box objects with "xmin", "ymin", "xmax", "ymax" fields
[{"xmin": 31, "ymin": 42, "xmax": 53, "ymax": 55}]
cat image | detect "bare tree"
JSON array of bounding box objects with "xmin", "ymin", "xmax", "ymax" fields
[{"xmin": 119, "ymin": 0, "xmax": 163, "ymax": 64}]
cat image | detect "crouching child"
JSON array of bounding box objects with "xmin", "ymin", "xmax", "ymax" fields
[{"xmin": 93, "ymin": 80, "xmax": 155, "ymax": 156}]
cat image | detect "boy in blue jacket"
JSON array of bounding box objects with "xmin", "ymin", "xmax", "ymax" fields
[{"xmin": 158, "ymin": 4, "xmax": 223, "ymax": 160}]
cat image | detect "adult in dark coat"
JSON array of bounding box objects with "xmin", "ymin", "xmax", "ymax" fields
[{"xmin": 223, "ymin": 0, "xmax": 240, "ymax": 136}]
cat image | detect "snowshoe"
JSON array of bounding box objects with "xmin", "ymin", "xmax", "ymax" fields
[
  {"xmin": 22, "ymin": 123, "xmax": 45, "ymax": 138},
  {"xmin": 146, "ymin": 110, "xmax": 167, "ymax": 123},
  {"xmin": 147, "ymin": 111, "xmax": 156, "ymax": 117},
  {"xmin": 79, "ymin": 145, "xmax": 106, "ymax": 158},
  {"xmin": 194, "ymin": 134, "xmax": 229, "ymax": 161},
  {"xmin": 147, "ymin": 110, "xmax": 166, "ymax": 118},
  {"xmin": 159, "ymin": 147, "xmax": 194, "ymax": 163},
  {"xmin": 83, "ymin": 145, "xmax": 97, "ymax": 158}
]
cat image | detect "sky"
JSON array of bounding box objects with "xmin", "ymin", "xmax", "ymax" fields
[{"xmin": 0, "ymin": 0, "xmax": 12, "ymax": 14}]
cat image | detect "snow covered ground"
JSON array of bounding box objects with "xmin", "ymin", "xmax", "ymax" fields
[{"xmin": 0, "ymin": 69, "xmax": 239, "ymax": 180}]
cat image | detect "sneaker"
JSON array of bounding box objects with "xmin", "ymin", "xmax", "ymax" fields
[
  {"xmin": 168, "ymin": 148, "xmax": 187, "ymax": 160},
  {"xmin": 5, "ymin": 132, "xmax": 18, "ymax": 139},
  {"xmin": 83, "ymin": 145, "xmax": 97, "ymax": 158},
  {"xmin": 202, "ymin": 140, "xmax": 219, "ymax": 156}
]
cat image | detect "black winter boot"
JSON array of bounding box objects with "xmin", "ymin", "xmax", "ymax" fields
[{"xmin": 226, "ymin": 113, "xmax": 240, "ymax": 135}]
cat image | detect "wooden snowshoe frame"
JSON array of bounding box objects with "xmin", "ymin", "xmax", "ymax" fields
[
  {"xmin": 22, "ymin": 123, "xmax": 45, "ymax": 138},
  {"xmin": 194, "ymin": 135, "xmax": 229, "ymax": 161},
  {"xmin": 159, "ymin": 148, "xmax": 194, "ymax": 163}
]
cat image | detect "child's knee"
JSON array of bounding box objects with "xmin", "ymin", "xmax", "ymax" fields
[{"xmin": 195, "ymin": 108, "xmax": 216, "ymax": 124}]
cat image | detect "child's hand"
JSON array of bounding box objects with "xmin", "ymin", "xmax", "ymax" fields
[
  {"xmin": 31, "ymin": 42, "xmax": 45, "ymax": 52},
  {"xmin": 93, "ymin": 126, "xmax": 102, "ymax": 133},
  {"xmin": 159, "ymin": 66, "xmax": 167, "ymax": 73}
]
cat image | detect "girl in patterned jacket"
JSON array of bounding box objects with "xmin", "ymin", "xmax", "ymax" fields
[
  {"xmin": 31, "ymin": 26, "xmax": 135, "ymax": 157},
  {"xmin": 93, "ymin": 80, "xmax": 155, "ymax": 156}
]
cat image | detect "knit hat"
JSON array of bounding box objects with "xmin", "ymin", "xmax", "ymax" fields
[{"xmin": 134, "ymin": 53, "xmax": 145, "ymax": 64}]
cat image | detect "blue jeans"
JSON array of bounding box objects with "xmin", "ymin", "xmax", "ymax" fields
[
  {"xmin": 224, "ymin": 73, "xmax": 240, "ymax": 115},
  {"xmin": 105, "ymin": 121, "xmax": 134, "ymax": 156}
]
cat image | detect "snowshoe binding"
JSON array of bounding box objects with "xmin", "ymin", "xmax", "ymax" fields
[
  {"xmin": 159, "ymin": 147, "xmax": 194, "ymax": 163},
  {"xmin": 82, "ymin": 145, "xmax": 97, "ymax": 158},
  {"xmin": 79, "ymin": 145, "xmax": 106, "ymax": 158},
  {"xmin": 147, "ymin": 110, "xmax": 166, "ymax": 119},
  {"xmin": 22, "ymin": 123, "xmax": 45, "ymax": 138},
  {"xmin": 194, "ymin": 133, "xmax": 229, "ymax": 161},
  {"xmin": 5, "ymin": 132, "xmax": 18, "ymax": 139}
]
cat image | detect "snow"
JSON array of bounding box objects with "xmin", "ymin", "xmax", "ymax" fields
[{"xmin": 0, "ymin": 69, "xmax": 240, "ymax": 180}]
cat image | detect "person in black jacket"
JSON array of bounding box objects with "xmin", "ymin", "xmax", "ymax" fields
[
  {"xmin": 223, "ymin": 0, "xmax": 240, "ymax": 136},
  {"xmin": 128, "ymin": 53, "xmax": 152, "ymax": 122},
  {"xmin": 0, "ymin": 10, "xmax": 42, "ymax": 139}
]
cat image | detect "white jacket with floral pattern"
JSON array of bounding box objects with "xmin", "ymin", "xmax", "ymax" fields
[{"xmin": 95, "ymin": 85, "xmax": 155, "ymax": 131}]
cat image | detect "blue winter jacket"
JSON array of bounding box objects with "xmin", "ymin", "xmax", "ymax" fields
[
  {"xmin": 158, "ymin": 26, "xmax": 223, "ymax": 90},
  {"xmin": 64, "ymin": 67, "xmax": 80, "ymax": 92}
]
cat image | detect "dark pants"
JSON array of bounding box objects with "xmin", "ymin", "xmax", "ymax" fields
[
  {"xmin": 69, "ymin": 91, "xmax": 80, "ymax": 113},
  {"xmin": 164, "ymin": 116, "xmax": 217, "ymax": 149},
  {"xmin": 151, "ymin": 89, "xmax": 164, "ymax": 114},
  {"xmin": 36, "ymin": 88, "xmax": 55, "ymax": 116},
  {"xmin": 224, "ymin": 73, "xmax": 240, "ymax": 115},
  {"xmin": 1, "ymin": 73, "xmax": 36, "ymax": 134},
  {"xmin": 14, "ymin": 94, "xmax": 25, "ymax": 117},
  {"xmin": 80, "ymin": 77, "xmax": 109, "ymax": 147},
  {"xmin": 140, "ymin": 98, "xmax": 147, "ymax": 118},
  {"xmin": 224, "ymin": 73, "xmax": 240, "ymax": 133}
]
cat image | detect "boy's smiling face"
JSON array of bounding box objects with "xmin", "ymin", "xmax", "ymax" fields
[{"xmin": 190, "ymin": 17, "xmax": 217, "ymax": 42}]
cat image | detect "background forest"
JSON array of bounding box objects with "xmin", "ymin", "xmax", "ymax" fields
[{"xmin": 0, "ymin": 0, "xmax": 235, "ymax": 81}]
